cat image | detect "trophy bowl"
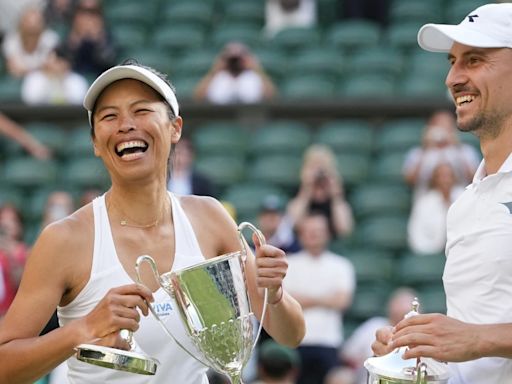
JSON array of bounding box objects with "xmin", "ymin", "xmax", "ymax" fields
[{"xmin": 136, "ymin": 222, "xmax": 267, "ymax": 384}]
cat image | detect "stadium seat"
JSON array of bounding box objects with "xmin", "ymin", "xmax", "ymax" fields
[
  {"xmin": 110, "ymin": 24, "xmax": 147, "ymax": 55},
  {"xmin": 385, "ymin": 23, "xmax": 425, "ymax": 52},
  {"xmin": 335, "ymin": 153, "xmax": 371, "ymax": 188},
  {"xmin": 251, "ymin": 48, "xmax": 289, "ymax": 84},
  {"xmin": 347, "ymin": 283, "xmax": 393, "ymax": 321},
  {"xmin": 0, "ymin": 76, "xmax": 22, "ymax": 102},
  {"xmin": 269, "ymin": 27, "xmax": 322, "ymax": 53},
  {"xmin": 24, "ymin": 122, "xmax": 69, "ymax": 158},
  {"xmin": 123, "ymin": 48, "xmax": 173, "ymax": 76},
  {"xmin": 174, "ymin": 50, "xmax": 217, "ymax": 78},
  {"xmin": 396, "ymin": 252, "xmax": 446, "ymax": 287},
  {"xmin": 288, "ymin": 48, "xmax": 344, "ymax": 81},
  {"xmin": 222, "ymin": 2, "xmax": 264, "ymax": 26},
  {"xmin": 193, "ymin": 122, "xmax": 248, "ymax": 157},
  {"xmin": 345, "ymin": 46, "xmax": 404, "ymax": 80},
  {"xmin": 399, "ymin": 73, "xmax": 448, "ymax": 97},
  {"xmin": 375, "ymin": 118, "xmax": 425, "ymax": 153},
  {"xmin": 0, "ymin": 186, "xmax": 25, "ymax": 210},
  {"xmin": 66, "ymin": 125, "xmax": 94, "ymax": 158},
  {"xmin": 249, "ymin": 154, "xmax": 302, "ymax": 193},
  {"xmin": 326, "ymin": 20, "xmax": 381, "ymax": 53},
  {"xmin": 350, "ymin": 183, "xmax": 411, "ymax": 219},
  {"xmin": 248, "ymin": 120, "xmax": 311, "ymax": 156},
  {"xmin": 416, "ymin": 284, "xmax": 447, "ymax": 314},
  {"xmin": 171, "ymin": 75, "xmax": 202, "ymax": 100},
  {"xmin": 389, "ymin": 2, "xmax": 442, "ymax": 24},
  {"xmin": 281, "ymin": 75, "xmax": 336, "ymax": 99},
  {"xmin": 355, "ymin": 215, "xmax": 409, "ymax": 253},
  {"xmin": 222, "ymin": 183, "xmax": 287, "ymax": 220},
  {"xmin": 345, "ymin": 248, "xmax": 394, "ymax": 283},
  {"xmin": 104, "ymin": 2, "xmax": 155, "ymax": 29},
  {"xmin": 59, "ymin": 157, "xmax": 110, "ymax": 190},
  {"xmin": 3, "ymin": 157, "xmax": 58, "ymax": 189},
  {"xmin": 160, "ymin": 2, "xmax": 214, "ymax": 29},
  {"xmin": 195, "ymin": 154, "xmax": 246, "ymax": 192},
  {"xmin": 315, "ymin": 119, "xmax": 374, "ymax": 154},
  {"xmin": 210, "ymin": 24, "xmax": 263, "ymax": 50},
  {"xmin": 152, "ymin": 25, "xmax": 205, "ymax": 53},
  {"xmin": 370, "ymin": 152, "xmax": 408, "ymax": 183},
  {"xmin": 340, "ymin": 74, "xmax": 396, "ymax": 97}
]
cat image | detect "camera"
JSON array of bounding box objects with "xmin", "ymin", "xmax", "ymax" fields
[
  {"xmin": 314, "ymin": 170, "xmax": 328, "ymax": 185},
  {"xmin": 225, "ymin": 54, "xmax": 244, "ymax": 76}
]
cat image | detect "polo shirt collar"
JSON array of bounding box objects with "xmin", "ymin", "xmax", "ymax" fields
[{"xmin": 471, "ymin": 152, "xmax": 512, "ymax": 185}]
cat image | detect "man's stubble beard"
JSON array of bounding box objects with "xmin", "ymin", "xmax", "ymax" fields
[{"xmin": 457, "ymin": 109, "xmax": 505, "ymax": 141}]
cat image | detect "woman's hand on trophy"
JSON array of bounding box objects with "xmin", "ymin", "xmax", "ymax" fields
[
  {"xmin": 390, "ymin": 313, "xmax": 481, "ymax": 362},
  {"xmin": 371, "ymin": 325, "xmax": 395, "ymax": 356},
  {"xmin": 252, "ymin": 234, "xmax": 287, "ymax": 305},
  {"xmin": 76, "ymin": 284, "xmax": 154, "ymax": 349}
]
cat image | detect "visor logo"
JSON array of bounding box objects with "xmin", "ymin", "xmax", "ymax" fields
[{"xmin": 467, "ymin": 14, "xmax": 479, "ymax": 22}]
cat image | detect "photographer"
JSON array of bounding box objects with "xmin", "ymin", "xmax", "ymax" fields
[
  {"xmin": 287, "ymin": 144, "xmax": 354, "ymax": 239},
  {"xmin": 194, "ymin": 41, "xmax": 276, "ymax": 104}
]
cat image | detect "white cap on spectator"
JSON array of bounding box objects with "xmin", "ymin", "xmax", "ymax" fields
[
  {"xmin": 418, "ymin": 3, "xmax": 512, "ymax": 53},
  {"xmin": 83, "ymin": 64, "xmax": 179, "ymax": 126}
]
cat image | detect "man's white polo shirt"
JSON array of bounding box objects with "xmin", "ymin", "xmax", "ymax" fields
[{"xmin": 444, "ymin": 153, "xmax": 512, "ymax": 383}]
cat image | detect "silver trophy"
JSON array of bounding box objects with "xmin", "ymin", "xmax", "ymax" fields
[
  {"xmin": 135, "ymin": 222, "xmax": 268, "ymax": 384},
  {"xmin": 364, "ymin": 298, "xmax": 450, "ymax": 384}
]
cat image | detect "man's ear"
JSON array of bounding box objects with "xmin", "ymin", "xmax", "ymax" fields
[{"xmin": 170, "ymin": 116, "xmax": 183, "ymax": 143}]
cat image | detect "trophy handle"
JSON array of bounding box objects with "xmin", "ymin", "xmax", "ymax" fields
[
  {"xmin": 237, "ymin": 222, "xmax": 269, "ymax": 354},
  {"xmin": 135, "ymin": 255, "xmax": 206, "ymax": 366}
]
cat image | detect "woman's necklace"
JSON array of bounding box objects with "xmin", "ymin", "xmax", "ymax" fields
[{"xmin": 107, "ymin": 195, "xmax": 170, "ymax": 229}]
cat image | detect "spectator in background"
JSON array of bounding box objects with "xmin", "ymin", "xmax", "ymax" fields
[
  {"xmin": 284, "ymin": 213, "xmax": 355, "ymax": 384},
  {"xmin": 341, "ymin": 287, "xmax": 417, "ymax": 384},
  {"xmin": 287, "ymin": 144, "xmax": 354, "ymax": 239},
  {"xmin": 167, "ymin": 137, "xmax": 216, "ymax": 197},
  {"xmin": 2, "ymin": 5, "xmax": 59, "ymax": 78},
  {"xmin": 41, "ymin": 190, "xmax": 75, "ymax": 230},
  {"xmin": 44, "ymin": 0, "xmax": 74, "ymax": 32},
  {"xmin": 0, "ymin": 112, "xmax": 51, "ymax": 159},
  {"xmin": 407, "ymin": 162, "xmax": 464, "ymax": 255},
  {"xmin": 194, "ymin": 41, "xmax": 276, "ymax": 104},
  {"xmin": 0, "ymin": 204, "xmax": 29, "ymax": 317},
  {"xmin": 21, "ymin": 44, "xmax": 88, "ymax": 105},
  {"xmin": 251, "ymin": 339, "xmax": 300, "ymax": 384},
  {"xmin": 403, "ymin": 110, "xmax": 480, "ymax": 200},
  {"xmin": 264, "ymin": 0, "xmax": 317, "ymax": 37},
  {"xmin": 63, "ymin": 0, "xmax": 116, "ymax": 77},
  {"xmin": 258, "ymin": 194, "xmax": 300, "ymax": 254}
]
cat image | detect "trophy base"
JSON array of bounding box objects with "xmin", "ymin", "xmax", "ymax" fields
[{"xmin": 75, "ymin": 344, "xmax": 159, "ymax": 375}]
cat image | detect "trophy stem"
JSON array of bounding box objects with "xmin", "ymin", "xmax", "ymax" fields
[{"xmin": 227, "ymin": 373, "xmax": 243, "ymax": 384}]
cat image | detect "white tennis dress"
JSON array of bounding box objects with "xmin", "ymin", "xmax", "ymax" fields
[{"xmin": 57, "ymin": 192, "xmax": 209, "ymax": 383}]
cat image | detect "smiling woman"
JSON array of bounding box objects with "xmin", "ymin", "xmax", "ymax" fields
[{"xmin": 0, "ymin": 61, "xmax": 305, "ymax": 384}]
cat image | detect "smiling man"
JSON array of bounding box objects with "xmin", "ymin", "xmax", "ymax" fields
[{"xmin": 371, "ymin": 4, "xmax": 512, "ymax": 384}]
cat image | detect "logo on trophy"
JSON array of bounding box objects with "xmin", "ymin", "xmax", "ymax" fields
[{"xmin": 76, "ymin": 221, "xmax": 268, "ymax": 384}]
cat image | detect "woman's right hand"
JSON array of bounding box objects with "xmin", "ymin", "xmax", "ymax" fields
[
  {"xmin": 371, "ymin": 325, "xmax": 395, "ymax": 357},
  {"xmin": 77, "ymin": 284, "xmax": 154, "ymax": 350}
]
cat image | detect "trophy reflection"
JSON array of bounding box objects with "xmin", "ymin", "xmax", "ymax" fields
[{"xmin": 136, "ymin": 222, "xmax": 268, "ymax": 384}]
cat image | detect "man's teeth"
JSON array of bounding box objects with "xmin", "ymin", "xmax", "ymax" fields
[
  {"xmin": 456, "ymin": 95, "xmax": 475, "ymax": 106},
  {"xmin": 116, "ymin": 140, "xmax": 147, "ymax": 152}
]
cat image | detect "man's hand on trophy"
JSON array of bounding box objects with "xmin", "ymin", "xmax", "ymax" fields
[
  {"xmin": 252, "ymin": 234, "xmax": 287, "ymax": 305},
  {"xmin": 390, "ymin": 313, "xmax": 481, "ymax": 362},
  {"xmin": 76, "ymin": 284, "xmax": 154, "ymax": 349},
  {"xmin": 371, "ymin": 325, "xmax": 395, "ymax": 357}
]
